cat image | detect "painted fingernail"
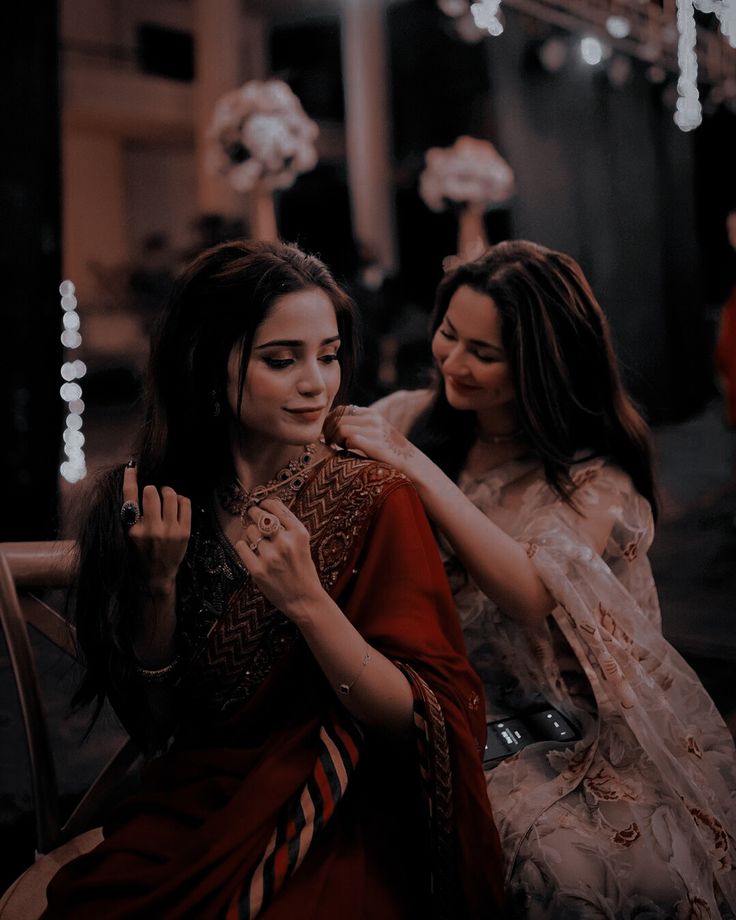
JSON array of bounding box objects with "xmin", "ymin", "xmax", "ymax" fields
[{"xmin": 126, "ymin": 458, "xmax": 137, "ymax": 468}]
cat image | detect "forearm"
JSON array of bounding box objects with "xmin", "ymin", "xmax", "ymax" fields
[
  {"xmin": 133, "ymin": 580, "xmax": 178, "ymax": 667},
  {"xmin": 131, "ymin": 584, "xmax": 179, "ymax": 743},
  {"xmin": 290, "ymin": 593, "xmax": 414, "ymax": 738},
  {"xmin": 409, "ymin": 453, "xmax": 554, "ymax": 629}
]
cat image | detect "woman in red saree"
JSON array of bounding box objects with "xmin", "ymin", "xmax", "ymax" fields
[{"xmin": 42, "ymin": 240, "xmax": 503, "ymax": 919}]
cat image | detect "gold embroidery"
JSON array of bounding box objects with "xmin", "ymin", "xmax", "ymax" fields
[{"xmin": 178, "ymin": 455, "xmax": 407, "ymax": 715}]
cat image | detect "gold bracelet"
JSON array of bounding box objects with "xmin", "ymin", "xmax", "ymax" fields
[
  {"xmin": 134, "ymin": 655, "xmax": 180, "ymax": 683},
  {"xmin": 338, "ymin": 647, "xmax": 371, "ymax": 695}
]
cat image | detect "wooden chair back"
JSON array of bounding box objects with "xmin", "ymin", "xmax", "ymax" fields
[{"xmin": 0, "ymin": 541, "xmax": 139, "ymax": 856}]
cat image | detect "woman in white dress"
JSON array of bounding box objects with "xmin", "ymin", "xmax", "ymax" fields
[{"xmin": 325, "ymin": 239, "xmax": 736, "ymax": 918}]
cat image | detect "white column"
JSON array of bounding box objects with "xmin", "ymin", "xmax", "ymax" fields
[
  {"xmin": 193, "ymin": 0, "xmax": 254, "ymax": 218},
  {"xmin": 341, "ymin": 0, "xmax": 397, "ymax": 271}
]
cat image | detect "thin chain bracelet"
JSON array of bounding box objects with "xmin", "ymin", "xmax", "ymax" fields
[
  {"xmin": 338, "ymin": 647, "xmax": 371, "ymax": 695},
  {"xmin": 134, "ymin": 655, "xmax": 181, "ymax": 683}
]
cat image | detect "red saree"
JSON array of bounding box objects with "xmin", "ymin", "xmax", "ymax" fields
[{"xmin": 43, "ymin": 454, "xmax": 504, "ymax": 919}]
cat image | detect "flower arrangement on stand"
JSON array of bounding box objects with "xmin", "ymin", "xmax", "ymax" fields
[
  {"xmin": 419, "ymin": 135, "xmax": 515, "ymax": 263},
  {"xmin": 207, "ymin": 79, "xmax": 319, "ymax": 240}
]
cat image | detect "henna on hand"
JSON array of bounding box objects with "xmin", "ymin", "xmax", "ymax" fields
[{"xmin": 383, "ymin": 426, "xmax": 413, "ymax": 460}]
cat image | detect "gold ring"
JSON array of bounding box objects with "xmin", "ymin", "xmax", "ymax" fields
[{"xmin": 257, "ymin": 514, "xmax": 281, "ymax": 536}]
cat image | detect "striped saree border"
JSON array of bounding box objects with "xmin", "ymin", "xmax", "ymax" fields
[
  {"xmin": 398, "ymin": 663, "xmax": 458, "ymax": 920},
  {"xmin": 236, "ymin": 715, "xmax": 364, "ymax": 920}
]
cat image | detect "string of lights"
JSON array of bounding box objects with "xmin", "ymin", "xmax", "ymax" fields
[
  {"xmin": 58, "ymin": 280, "xmax": 87, "ymax": 484},
  {"xmin": 444, "ymin": 0, "xmax": 736, "ymax": 130}
]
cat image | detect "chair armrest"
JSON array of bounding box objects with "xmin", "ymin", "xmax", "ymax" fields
[{"xmin": 0, "ymin": 541, "xmax": 77, "ymax": 588}]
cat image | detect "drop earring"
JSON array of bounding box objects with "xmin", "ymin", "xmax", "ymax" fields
[{"xmin": 211, "ymin": 389, "xmax": 221, "ymax": 418}]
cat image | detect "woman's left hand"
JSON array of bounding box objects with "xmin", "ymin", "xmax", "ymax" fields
[
  {"xmin": 323, "ymin": 404, "xmax": 419, "ymax": 477},
  {"xmin": 234, "ymin": 498, "xmax": 326, "ymax": 622}
]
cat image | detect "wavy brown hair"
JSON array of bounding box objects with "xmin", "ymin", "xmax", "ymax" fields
[
  {"xmin": 409, "ymin": 240, "xmax": 658, "ymax": 518},
  {"xmin": 72, "ymin": 240, "xmax": 357, "ymax": 743}
]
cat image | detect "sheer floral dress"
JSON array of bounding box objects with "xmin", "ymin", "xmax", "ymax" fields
[{"xmin": 377, "ymin": 389, "xmax": 736, "ymax": 920}]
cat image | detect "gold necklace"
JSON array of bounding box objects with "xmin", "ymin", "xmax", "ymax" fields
[
  {"xmin": 476, "ymin": 428, "xmax": 523, "ymax": 445},
  {"xmin": 218, "ymin": 444, "xmax": 318, "ymax": 524}
]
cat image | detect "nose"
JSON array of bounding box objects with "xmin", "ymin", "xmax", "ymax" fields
[
  {"xmin": 297, "ymin": 357, "xmax": 327, "ymax": 396},
  {"xmin": 442, "ymin": 342, "xmax": 470, "ymax": 378}
]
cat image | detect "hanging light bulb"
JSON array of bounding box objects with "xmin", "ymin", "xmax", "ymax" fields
[
  {"xmin": 693, "ymin": 0, "xmax": 736, "ymax": 48},
  {"xmin": 646, "ymin": 64, "xmax": 668, "ymax": 84},
  {"xmin": 58, "ymin": 279, "xmax": 87, "ymax": 483},
  {"xmin": 581, "ymin": 36, "xmax": 605, "ymax": 65},
  {"xmin": 538, "ymin": 36, "xmax": 568, "ymax": 73},
  {"xmin": 674, "ymin": 0, "xmax": 702, "ymax": 130},
  {"xmin": 606, "ymin": 15, "xmax": 632, "ymax": 38},
  {"xmin": 470, "ymin": 0, "xmax": 504, "ymax": 36},
  {"xmin": 608, "ymin": 54, "xmax": 633, "ymax": 87}
]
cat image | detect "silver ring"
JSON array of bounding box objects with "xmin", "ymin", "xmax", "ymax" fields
[
  {"xmin": 348, "ymin": 404, "xmax": 358, "ymax": 416},
  {"xmin": 257, "ymin": 514, "xmax": 281, "ymax": 536},
  {"xmin": 120, "ymin": 501, "xmax": 141, "ymax": 528},
  {"xmin": 249, "ymin": 537, "xmax": 264, "ymax": 553}
]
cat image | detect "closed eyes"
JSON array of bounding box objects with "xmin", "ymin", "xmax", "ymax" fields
[
  {"xmin": 262, "ymin": 354, "xmax": 340, "ymax": 370},
  {"xmin": 439, "ymin": 328, "xmax": 497, "ymax": 363}
]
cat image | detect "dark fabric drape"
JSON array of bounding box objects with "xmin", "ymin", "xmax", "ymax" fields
[{"xmin": 484, "ymin": 9, "xmax": 709, "ymax": 421}]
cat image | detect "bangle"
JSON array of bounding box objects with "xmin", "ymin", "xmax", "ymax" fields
[
  {"xmin": 338, "ymin": 647, "xmax": 371, "ymax": 695},
  {"xmin": 134, "ymin": 655, "xmax": 180, "ymax": 683}
]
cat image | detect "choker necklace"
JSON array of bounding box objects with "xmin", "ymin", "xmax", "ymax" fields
[
  {"xmin": 219, "ymin": 443, "xmax": 318, "ymax": 524},
  {"xmin": 477, "ymin": 428, "xmax": 523, "ymax": 445}
]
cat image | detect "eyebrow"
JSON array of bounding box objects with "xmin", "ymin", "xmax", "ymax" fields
[
  {"xmin": 254, "ymin": 335, "xmax": 341, "ymax": 350},
  {"xmin": 444, "ymin": 317, "xmax": 504, "ymax": 353}
]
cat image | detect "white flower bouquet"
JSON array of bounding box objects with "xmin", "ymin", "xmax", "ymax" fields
[
  {"xmin": 208, "ymin": 79, "xmax": 319, "ymax": 192},
  {"xmin": 419, "ymin": 135, "xmax": 514, "ymax": 213}
]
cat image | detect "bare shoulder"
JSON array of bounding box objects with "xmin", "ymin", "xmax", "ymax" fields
[{"xmin": 370, "ymin": 388, "xmax": 434, "ymax": 435}]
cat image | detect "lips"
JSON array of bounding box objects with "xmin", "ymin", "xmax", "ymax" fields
[
  {"xmin": 447, "ymin": 376, "xmax": 481, "ymax": 393},
  {"xmin": 285, "ymin": 406, "xmax": 326, "ymax": 421}
]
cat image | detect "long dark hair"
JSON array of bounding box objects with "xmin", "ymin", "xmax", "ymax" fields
[
  {"xmin": 409, "ymin": 240, "xmax": 658, "ymax": 518},
  {"xmin": 72, "ymin": 240, "xmax": 357, "ymax": 739}
]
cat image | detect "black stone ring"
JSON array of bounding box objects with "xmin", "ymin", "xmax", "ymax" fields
[{"xmin": 120, "ymin": 501, "xmax": 141, "ymax": 528}]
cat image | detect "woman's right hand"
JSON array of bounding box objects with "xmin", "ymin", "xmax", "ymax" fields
[
  {"xmin": 323, "ymin": 404, "xmax": 420, "ymax": 478},
  {"xmin": 123, "ymin": 463, "xmax": 191, "ymax": 596}
]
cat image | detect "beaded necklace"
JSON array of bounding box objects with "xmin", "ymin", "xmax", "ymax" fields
[{"xmin": 218, "ymin": 443, "xmax": 318, "ymax": 526}]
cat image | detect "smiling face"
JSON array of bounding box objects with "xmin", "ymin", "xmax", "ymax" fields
[
  {"xmin": 431, "ymin": 284, "xmax": 516, "ymax": 419},
  {"xmin": 227, "ymin": 287, "xmax": 341, "ymax": 448}
]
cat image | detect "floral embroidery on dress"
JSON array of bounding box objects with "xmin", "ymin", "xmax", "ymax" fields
[
  {"xmin": 686, "ymin": 735, "xmax": 704, "ymax": 759},
  {"xmin": 675, "ymin": 895, "xmax": 713, "ymax": 920},
  {"xmin": 546, "ymin": 739, "xmax": 592, "ymax": 781},
  {"xmin": 583, "ymin": 765, "xmax": 641, "ymax": 803},
  {"xmin": 597, "ymin": 603, "xmax": 634, "ymax": 651},
  {"xmin": 442, "ymin": 554, "xmax": 469, "ymax": 595},
  {"xmin": 611, "ymin": 822, "xmax": 640, "ymax": 847},
  {"xmin": 622, "ymin": 539, "xmax": 640, "ymax": 562},
  {"xmin": 688, "ymin": 807, "xmax": 732, "ymax": 871}
]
